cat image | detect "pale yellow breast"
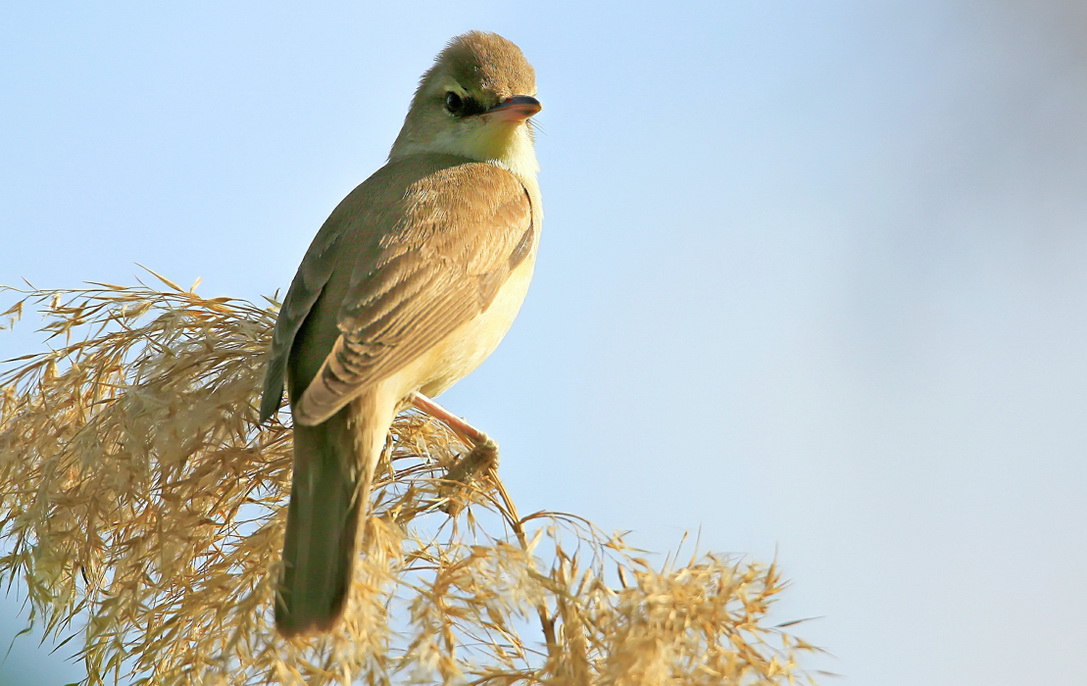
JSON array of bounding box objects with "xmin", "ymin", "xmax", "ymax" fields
[{"xmin": 387, "ymin": 252, "xmax": 537, "ymax": 401}]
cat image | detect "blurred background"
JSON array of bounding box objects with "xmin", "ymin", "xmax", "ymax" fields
[{"xmin": 3, "ymin": 2, "xmax": 1085, "ymax": 683}]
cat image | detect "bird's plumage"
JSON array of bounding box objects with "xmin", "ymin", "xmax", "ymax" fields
[{"xmin": 260, "ymin": 31, "xmax": 541, "ymax": 637}]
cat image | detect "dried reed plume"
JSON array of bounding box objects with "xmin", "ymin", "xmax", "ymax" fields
[{"xmin": 0, "ymin": 274, "xmax": 819, "ymax": 685}]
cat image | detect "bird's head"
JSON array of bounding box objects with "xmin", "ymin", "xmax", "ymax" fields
[{"xmin": 390, "ymin": 31, "xmax": 541, "ymax": 180}]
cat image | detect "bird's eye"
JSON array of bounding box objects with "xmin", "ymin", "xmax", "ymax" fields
[{"xmin": 444, "ymin": 92, "xmax": 464, "ymax": 114}]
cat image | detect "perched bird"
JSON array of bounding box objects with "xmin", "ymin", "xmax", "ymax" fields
[{"xmin": 258, "ymin": 31, "xmax": 542, "ymax": 637}]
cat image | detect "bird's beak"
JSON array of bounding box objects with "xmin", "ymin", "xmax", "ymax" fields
[{"xmin": 483, "ymin": 96, "xmax": 542, "ymax": 123}]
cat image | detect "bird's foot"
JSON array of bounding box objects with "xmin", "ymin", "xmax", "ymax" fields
[
  {"xmin": 438, "ymin": 438, "xmax": 499, "ymax": 515},
  {"xmin": 409, "ymin": 392, "xmax": 500, "ymax": 514}
]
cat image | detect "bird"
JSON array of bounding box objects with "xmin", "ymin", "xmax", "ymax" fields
[{"xmin": 258, "ymin": 31, "xmax": 542, "ymax": 637}]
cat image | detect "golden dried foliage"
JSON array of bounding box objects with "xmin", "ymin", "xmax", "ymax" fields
[{"xmin": 0, "ymin": 275, "xmax": 819, "ymax": 685}]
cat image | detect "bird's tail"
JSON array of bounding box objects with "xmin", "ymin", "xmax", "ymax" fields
[{"xmin": 274, "ymin": 397, "xmax": 388, "ymax": 637}]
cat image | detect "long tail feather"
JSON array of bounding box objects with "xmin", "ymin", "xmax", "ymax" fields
[{"xmin": 275, "ymin": 398, "xmax": 386, "ymax": 636}]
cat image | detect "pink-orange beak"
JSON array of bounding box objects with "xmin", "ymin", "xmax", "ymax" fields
[{"xmin": 483, "ymin": 95, "xmax": 542, "ymax": 123}]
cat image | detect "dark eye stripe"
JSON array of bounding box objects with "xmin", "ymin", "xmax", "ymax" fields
[{"xmin": 444, "ymin": 91, "xmax": 487, "ymax": 118}]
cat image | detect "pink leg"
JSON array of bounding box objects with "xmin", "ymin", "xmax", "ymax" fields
[
  {"xmin": 409, "ymin": 392, "xmax": 489, "ymax": 446},
  {"xmin": 409, "ymin": 392, "xmax": 498, "ymax": 515}
]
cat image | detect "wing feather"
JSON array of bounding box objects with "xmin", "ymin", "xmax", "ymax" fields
[
  {"xmin": 258, "ymin": 219, "xmax": 347, "ymax": 422},
  {"xmin": 263, "ymin": 155, "xmax": 534, "ymax": 426}
]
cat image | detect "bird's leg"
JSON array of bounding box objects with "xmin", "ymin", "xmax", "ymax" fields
[
  {"xmin": 409, "ymin": 392, "xmax": 499, "ymax": 514},
  {"xmin": 409, "ymin": 392, "xmax": 490, "ymax": 446}
]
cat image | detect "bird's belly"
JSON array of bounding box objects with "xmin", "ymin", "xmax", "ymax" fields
[{"xmin": 393, "ymin": 257, "xmax": 536, "ymax": 401}]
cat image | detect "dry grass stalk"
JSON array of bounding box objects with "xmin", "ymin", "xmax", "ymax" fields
[{"xmin": 0, "ymin": 275, "xmax": 820, "ymax": 685}]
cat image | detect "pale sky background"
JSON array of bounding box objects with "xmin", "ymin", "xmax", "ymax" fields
[{"xmin": 3, "ymin": 2, "xmax": 1086, "ymax": 684}]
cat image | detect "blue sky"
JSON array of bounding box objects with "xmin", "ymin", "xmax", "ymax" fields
[{"xmin": 3, "ymin": 2, "xmax": 1087, "ymax": 684}]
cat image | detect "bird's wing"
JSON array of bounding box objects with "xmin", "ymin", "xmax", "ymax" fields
[
  {"xmin": 292, "ymin": 161, "xmax": 535, "ymax": 425},
  {"xmin": 259, "ymin": 210, "xmax": 348, "ymax": 423}
]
